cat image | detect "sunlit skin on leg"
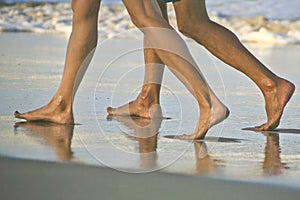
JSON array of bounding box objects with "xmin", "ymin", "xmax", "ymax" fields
[
  {"xmin": 15, "ymin": 0, "xmax": 101, "ymax": 124},
  {"xmin": 111, "ymin": 0, "xmax": 229, "ymax": 139},
  {"xmin": 109, "ymin": 0, "xmax": 294, "ymax": 138}
]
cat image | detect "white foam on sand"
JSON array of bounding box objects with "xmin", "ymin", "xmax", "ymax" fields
[{"xmin": 0, "ymin": 3, "xmax": 299, "ymax": 45}]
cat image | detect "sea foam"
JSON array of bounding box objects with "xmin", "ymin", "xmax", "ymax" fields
[{"xmin": 0, "ymin": 3, "xmax": 299, "ymax": 45}]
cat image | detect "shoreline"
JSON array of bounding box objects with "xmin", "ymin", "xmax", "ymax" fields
[{"xmin": 0, "ymin": 3, "xmax": 299, "ymax": 44}]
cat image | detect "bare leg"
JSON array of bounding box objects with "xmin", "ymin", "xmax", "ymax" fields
[
  {"xmin": 173, "ymin": 0, "xmax": 295, "ymax": 130},
  {"xmin": 107, "ymin": 1, "xmax": 167, "ymax": 119},
  {"xmin": 122, "ymin": 0, "xmax": 229, "ymax": 139},
  {"xmin": 15, "ymin": 0, "xmax": 101, "ymax": 124},
  {"xmin": 107, "ymin": 45, "xmax": 165, "ymax": 118}
]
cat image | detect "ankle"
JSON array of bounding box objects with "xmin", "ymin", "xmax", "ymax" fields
[
  {"xmin": 49, "ymin": 95, "xmax": 72, "ymax": 113},
  {"xmin": 139, "ymin": 84, "xmax": 160, "ymax": 104},
  {"xmin": 260, "ymin": 78, "xmax": 278, "ymax": 93}
]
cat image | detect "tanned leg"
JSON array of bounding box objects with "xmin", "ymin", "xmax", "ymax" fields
[
  {"xmin": 107, "ymin": 1, "xmax": 167, "ymax": 119},
  {"xmin": 173, "ymin": 0, "xmax": 294, "ymax": 131},
  {"xmin": 15, "ymin": 0, "xmax": 101, "ymax": 124},
  {"xmin": 122, "ymin": 0, "xmax": 229, "ymax": 139},
  {"xmin": 106, "ymin": 43, "xmax": 165, "ymax": 118}
]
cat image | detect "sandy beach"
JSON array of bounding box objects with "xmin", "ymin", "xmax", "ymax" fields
[
  {"xmin": 0, "ymin": 29, "xmax": 300, "ymax": 199},
  {"xmin": 2, "ymin": 156, "xmax": 300, "ymax": 200}
]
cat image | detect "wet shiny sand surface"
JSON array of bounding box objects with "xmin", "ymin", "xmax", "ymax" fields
[{"xmin": 1, "ymin": 33, "xmax": 300, "ymax": 188}]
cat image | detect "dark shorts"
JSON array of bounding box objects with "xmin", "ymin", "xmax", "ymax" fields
[{"xmin": 158, "ymin": 0, "xmax": 179, "ymax": 3}]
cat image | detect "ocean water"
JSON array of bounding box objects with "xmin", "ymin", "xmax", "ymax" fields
[
  {"xmin": 2, "ymin": 0, "xmax": 300, "ymax": 20},
  {"xmin": 0, "ymin": 0, "xmax": 299, "ymax": 44},
  {"xmin": 2, "ymin": 0, "xmax": 120, "ymax": 4}
]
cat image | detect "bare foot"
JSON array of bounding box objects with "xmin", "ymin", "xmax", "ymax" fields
[
  {"xmin": 178, "ymin": 100, "xmax": 230, "ymax": 140},
  {"xmin": 107, "ymin": 95, "xmax": 163, "ymax": 119},
  {"xmin": 14, "ymin": 96, "xmax": 74, "ymax": 124},
  {"xmin": 255, "ymin": 79, "xmax": 295, "ymax": 131},
  {"xmin": 110, "ymin": 88, "xmax": 229, "ymax": 140}
]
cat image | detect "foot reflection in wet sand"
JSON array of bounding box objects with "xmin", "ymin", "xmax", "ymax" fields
[
  {"xmin": 194, "ymin": 141, "xmax": 222, "ymax": 175},
  {"xmin": 263, "ymin": 132, "xmax": 287, "ymax": 176},
  {"xmin": 107, "ymin": 115, "xmax": 161, "ymax": 169},
  {"xmin": 14, "ymin": 122, "xmax": 74, "ymax": 161},
  {"xmin": 138, "ymin": 134, "xmax": 158, "ymax": 169},
  {"xmin": 108, "ymin": 115, "xmax": 225, "ymax": 173}
]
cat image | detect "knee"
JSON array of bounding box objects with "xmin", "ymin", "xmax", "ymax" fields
[
  {"xmin": 177, "ymin": 20, "xmax": 194, "ymax": 37},
  {"xmin": 129, "ymin": 10, "xmax": 166, "ymax": 29},
  {"xmin": 177, "ymin": 19, "xmax": 211, "ymax": 44},
  {"xmin": 130, "ymin": 15, "xmax": 154, "ymax": 28},
  {"xmin": 129, "ymin": 15, "xmax": 142, "ymax": 28},
  {"xmin": 71, "ymin": 0, "xmax": 100, "ymax": 22}
]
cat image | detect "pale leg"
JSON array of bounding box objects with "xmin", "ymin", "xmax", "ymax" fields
[{"xmin": 15, "ymin": 0, "xmax": 101, "ymax": 124}]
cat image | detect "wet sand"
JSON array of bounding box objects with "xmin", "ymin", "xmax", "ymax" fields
[
  {"xmin": 0, "ymin": 32, "xmax": 300, "ymax": 198},
  {"xmin": 1, "ymin": 156, "xmax": 300, "ymax": 200}
]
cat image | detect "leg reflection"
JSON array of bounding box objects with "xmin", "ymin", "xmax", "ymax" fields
[
  {"xmin": 194, "ymin": 141, "xmax": 220, "ymax": 175},
  {"xmin": 263, "ymin": 132, "xmax": 286, "ymax": 176},
  {"xmin": 107, "ymin": 115, "xmax": 162, "ymax": 169},
  {"xmin": 14, "ymin": 122, "xmax": 74, "ymax": 161}
]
